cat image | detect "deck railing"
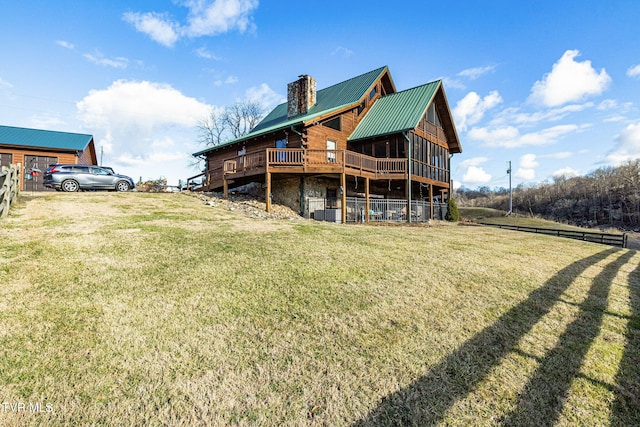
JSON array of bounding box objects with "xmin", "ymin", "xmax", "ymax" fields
[
  {"xmin": 191, "ymin": 148, "xmax": 449, "ymax": 191},
  {"xmin": 221, "ymin": 148, "xmax": 409, "ymax": 177}
]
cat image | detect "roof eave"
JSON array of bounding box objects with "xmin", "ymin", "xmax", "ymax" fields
[{"xmin": 348, "ymin": 128, "xmax": 414, "ymax": 143}]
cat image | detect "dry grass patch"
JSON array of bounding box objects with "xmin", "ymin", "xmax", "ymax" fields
[{"xmin": 0, "ymin": 192, "xmax": 638, "ymax": 426}]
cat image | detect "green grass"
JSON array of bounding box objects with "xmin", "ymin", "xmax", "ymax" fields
[
  {"xmin": 1, "ymin": 193, "xmax": 639, "ymax": 426},
  {"xmin": 459, "ymin": 206, "xmax": 623, "ymax": 233}
]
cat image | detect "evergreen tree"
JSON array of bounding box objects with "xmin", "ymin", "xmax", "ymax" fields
[{"xmin": 446, "ymin": 197, "xmax": 459, "ymax": 222}]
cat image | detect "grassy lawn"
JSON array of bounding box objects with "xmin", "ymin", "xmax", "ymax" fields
[
  {"xmin": 459, "ymin": 206, "xmax": 629, "ymax": 232},
  {"xmin": 1, "ymin": 192, "xmax": 639, "ymax": 426}
]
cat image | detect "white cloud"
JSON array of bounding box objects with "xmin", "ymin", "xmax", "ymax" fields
[
  {"xmin": 515, "ymin": 169, "xmax": 535, "ymax": 180},
  {"xmin": 598, "ymin": 99, "xmax": 618, "ymax": 110},
  {"xmin": 542, "ymin": 151, "xmax": 572, "ymax": 159},
  {"xmin": 124, "ymin": 0, "xmax": 259, "ymax": 47},
  {"xmin": 184, "ymin": 0, "xmax": 259, "ymax": 37},
  {"xmin": 457, "ymin": 65, "xmax": 496, "ymax": 80},
  {"xmin": 606, "ymin": 122, "xmax": 640, "ymax": 164},
  {"xmin": 452, "ymin": 90, "xmax": 502, "ymax": 132},
  {"xmin": 462, "ymin": 166, "xmax": 492, "ymax": 184},
  {"xmin": 529, "ymin": 50, "xmax": 611, "ymax": 107},
  {"xmin": 214, "ymin": 75, "xmax": 239, "ymax": 86},
  {"xmin": 553, "ymin": 167, "xmax": 580, "ymax": 178},
  {"xmin": 244, "ymin": 83, "xmax": 284, "ymax": 110},
  {"xmin": 518, "ymin": 124, "xmax": 582, "ymax": 146},
  {"xmin": 458, "ymin": 157, "xmax": 489, "ymax": 169},
  {"xmin": 441, "ymin": 77, "xmax": 466, "ymax": 90},
  {"xmin": 627, "ymin": 64, "xmax": 640, "ymax": 78},
  {"xmin": 332, "ymin": 46, "xmax": 354, "ymax": 58},
  {"xmin": 194, "ymin": 47, "xmax": 220, "ymax": 60},
  {"xmin": 0, "ymin": 76, "xmax": 13, "ymax": 89},
  {"xmin": 83, "ymin": 51, "xmax": 129, "ymax": 69},
  {"xmin": 515, "ymin": 153, "xmax": 539, "ymax": 181},
  {"xmin": 76, "ymin": 80, "xmax": 212, "ymax": 184},
  {"xmin": 123, "ymin": 12, "xmax": 179, "ymax": 48},
  {"xmin": 519, "ymin": 153, "xmax": 539, "ymax": 169},
  {"xmin": 492, "ymin": 103, "xmax": 592, "ymax": 127},
  {"xmin": 56, "ymin": 40, "xmax": 75, "ymax": 49},
  {"xmin": 467, "ymin": 125, "xmax": 519, "ymax": 146},
  {"xmin": 458, "ymin": 157, "xmax": 492, "ymax": 185},
  {"xmin": 468, "ymin": 124, "xmax": 581, "ymax": 148},
  {"xmin": 77, "ymin": 80, "xmax": 210, "ymax": 129}
]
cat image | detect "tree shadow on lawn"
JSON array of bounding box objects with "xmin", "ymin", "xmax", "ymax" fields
[
  {"xmin": 611, "ymin": 259, "xmax": 640, "ymax": 425},
  {"xmin": 352, "ymin": 248, "xmax": 623, "ymax": 426}
]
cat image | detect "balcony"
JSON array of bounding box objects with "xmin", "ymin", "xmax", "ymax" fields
[{"xmin": 188, "ymin": 148, "xmax": 449, "ymax": 191}]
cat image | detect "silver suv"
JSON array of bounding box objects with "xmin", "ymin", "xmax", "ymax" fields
[{"xmin": 44, "ymin": 164, "xmax": 135, "ymax": 192}]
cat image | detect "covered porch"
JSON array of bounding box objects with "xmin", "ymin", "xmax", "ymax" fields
[{"xmin": 187, "ymin": 148, "xmax": 451, "ymax": 223}]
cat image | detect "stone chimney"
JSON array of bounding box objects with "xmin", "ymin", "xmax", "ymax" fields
[{"xmin": 287, "ymin": 74, "xmax": 316, "ymax": 118}]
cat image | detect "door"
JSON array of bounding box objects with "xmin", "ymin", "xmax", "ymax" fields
[
  {"xmin": 89, "ymin": 166, "xmax": 116, "ymax": 188},
  {"xmin": 24, "ymin": 155, "xmax": 57, "ymax": 191},
  {"xmin": 326, "ymin": 140, "xmax": 336, "ymax": 163},
  {"xmin": 275, "ymin": 139, "xmax": 287, "ymax": 162}
]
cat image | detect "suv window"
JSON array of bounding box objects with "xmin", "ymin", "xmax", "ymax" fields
[
  {"xmin": 71, "ymin": 166, "xmax": 90, "ymax": 173},
  {"xmin": 90, "ymin": 167, "xmax": 110, "ymax": 175}
]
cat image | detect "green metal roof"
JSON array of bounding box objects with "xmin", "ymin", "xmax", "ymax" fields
[
  {"xmin": 193, "ymin": 66, "xmax": 389, "ymax": 156},
  {"xmin": 348, "ymin": 80, "xmax": 441, "ymax": 142},
  {"xmin": 0, "ymin": 125, "xmax": 93, "ymax": 151}
]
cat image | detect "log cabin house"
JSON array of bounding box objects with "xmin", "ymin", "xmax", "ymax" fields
[
  {"xmin": 0, "ymin": 125, "xmax": 97, "ymax": 191},
  {"xmin": 191, "ymin": 66, "xmax": 462, "ymax": 223}
]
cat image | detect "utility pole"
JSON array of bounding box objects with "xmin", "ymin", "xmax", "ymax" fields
[
  {"xmin": 507, "ymin": 160, "xmax": 513, "ymax": 216},
  {"xmin": 100, "ymin": 146, "xmax": 104, "ymax": 166}
]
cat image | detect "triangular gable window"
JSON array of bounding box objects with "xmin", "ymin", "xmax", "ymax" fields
[{"xmin": 427, "ymin": 102, "xmax": 441, "ymax": 127}]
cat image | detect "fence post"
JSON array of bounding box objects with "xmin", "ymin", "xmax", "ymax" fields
[{"xmin": 1, "ymin": 164, "xmax": 19, "ymax": 219}]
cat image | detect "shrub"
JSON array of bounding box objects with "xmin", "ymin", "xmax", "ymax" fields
[{"xmin": 446, "ymin": 197, "xmax": 459, "ymax": 222}]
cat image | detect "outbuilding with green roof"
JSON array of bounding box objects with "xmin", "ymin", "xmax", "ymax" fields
[{"xmin": 0, "ymin": 125, "xmax": 97, "ymax": 191}]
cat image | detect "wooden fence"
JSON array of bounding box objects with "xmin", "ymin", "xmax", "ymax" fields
[
  {"xmin": 0, "ymin": 164, "xmax": 20, "ymax": 218},
  {"xmin": 484, "ymin": 223, "xmax": 628, "ymax": 248}
]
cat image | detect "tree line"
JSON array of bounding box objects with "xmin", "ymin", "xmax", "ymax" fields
[{"xmin": 456, "ymin": 160, "xmax": 640, "ymax": 230}]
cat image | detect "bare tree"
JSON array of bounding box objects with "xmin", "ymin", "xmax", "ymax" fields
[
  {"xmin": 198, "ymin": 101, "xmax": 265, "ymax": 147},
  {"xmin": 197, "ymin": 109, "xmax": 228, "ymax": 147}
]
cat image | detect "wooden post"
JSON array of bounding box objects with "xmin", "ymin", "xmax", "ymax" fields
[
  {"xmin": 340, "ymin": 172, "xmax": 346, "ymax": 224},
  {"xmin": 365, "ymin": 176, "xmax": 370, "ymax": 223},
  {"xmin": 223, "ymin": 177, "xmax": 229, "ymax": 200},
  {"xmin": 429, "ymin": 183, "xmax": 434, "ymax": 220},
  {"xmin": 265, "ymin": 171, "xmax": 271, "ymax": 213},
  {"xmin": 406, "ymin": 179, "xmax": 411, "ymax": 223}
]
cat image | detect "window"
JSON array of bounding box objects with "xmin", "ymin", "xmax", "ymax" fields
[
  {"xmin": 0, "ymin": 152, "xmax": 12, "ymax": 167},
  {"xmin": 369, "ymin": 86, "xmax": 377, "ymax": 100},
  {"xmin": 322, "ymin": 117, "xmax": 341, "ymax": 131},
  {"xmin": 357, "ymin": 100, "xmax": 366, "ymax": 115},
  {"xmin": 90, "ymin": 167, "xmax": 110, "ymax": 175},
  {"xmin": 326, "ymin": 140, "xmax": 337, "ymax": 162},
  {"xmin": 427, "ymin": 102, "xmax": 442, "ymax": 126}
]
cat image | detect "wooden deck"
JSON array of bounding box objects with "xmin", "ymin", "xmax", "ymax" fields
[
  {"xmin": 188, "ymin": 148, "xmax": 450, "ymax": 192},
  {"xmin": 223, "ymin": 149, "xmax": 408, "ymax": 181}
]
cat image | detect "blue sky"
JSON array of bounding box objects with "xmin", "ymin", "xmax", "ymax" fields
[{"xmin": 1, "ymin": 1, "xmax": 639, "ymax": 188}]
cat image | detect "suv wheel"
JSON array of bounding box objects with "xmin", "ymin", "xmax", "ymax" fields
[
  {"xmin": 62, "ymin": 179, "xmax": 79, "ymax": 192},
  {"xmin": 116, "ymin": 181, "xmax": 130, "ymax": 192}
]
